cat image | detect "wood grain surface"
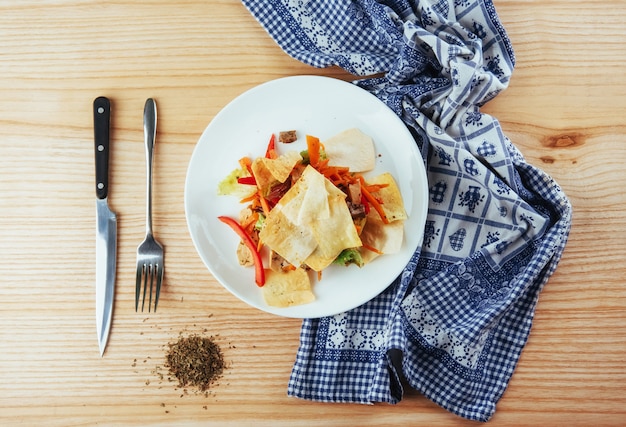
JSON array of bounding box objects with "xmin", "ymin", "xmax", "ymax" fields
[{"xmin": 1, "ymin": 1, "xmax": 625, "ymax": 426}]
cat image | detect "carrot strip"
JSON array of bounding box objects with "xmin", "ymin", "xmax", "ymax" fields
[
  {"xmin": 360, "ymin": 179, "xmax": 389, "ymax": 224},
  {"xmin": 240, "ymin": 210, "xmax": 259, "ymax": 231},
  {"xmin": 238, "ymin": 156, "xmax": 253, "ymax": 176},
  {"xmin": 240, "ymin": 190, "xmax": 260, "ymax": 203},
  {"xmin": 306, "ymin": 135, "xmax": 321, "ymax": 167},
  {"xmin": 239, "ymin": 156, "xmax": 252, "ymax": 168},
  {"xmin": 364, "ymin": 183, "xmax": 389, "ymax": 193},
  {"xmin": 259, "ymin": 194, "xmax": 271, "ymax": 217}
]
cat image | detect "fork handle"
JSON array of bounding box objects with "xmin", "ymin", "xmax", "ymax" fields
[
  {"xmin": 93, "ymin": 96, "xmax": 111, "ymax": 200},
  {"xmin": 143, "ymin": 98, "xmax": 157, "ymax": 233}
]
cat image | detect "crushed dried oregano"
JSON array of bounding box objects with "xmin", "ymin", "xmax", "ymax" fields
[{"xmin": 165, "ymin": 334, "xmax": 224, "ymax": 392}]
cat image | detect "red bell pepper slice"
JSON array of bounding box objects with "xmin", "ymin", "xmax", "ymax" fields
[
  {"xmin": 218, "ymin": 216, "xmax": 265, "ymax": 287},
  {"xmin": 265, "ymin": 134, "xmax": 277, "ymax": 159},
  {"xmin": 237, "ymin": 176, "xmax": 256, "ymax": 185}
]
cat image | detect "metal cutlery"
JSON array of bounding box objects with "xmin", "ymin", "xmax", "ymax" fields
[
  {"xmin": 135, "ymin": 98, "xmax": 164, "ymax": 312},
  {"xmin": 93, "ymin": 96, "xmax": 117, "ymax": 356}
]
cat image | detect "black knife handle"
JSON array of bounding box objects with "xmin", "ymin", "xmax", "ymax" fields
[{"xmin": 94, "ymin": 96, "xmax": 111, "ymax": 200}]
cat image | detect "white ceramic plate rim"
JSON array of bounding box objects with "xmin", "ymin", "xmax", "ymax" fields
[{"xmin": 185, "ymin": 75, "xmax": 428, "ymax": 318}]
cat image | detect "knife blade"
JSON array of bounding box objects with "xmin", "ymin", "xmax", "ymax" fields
[{"xmin": 94, "ymin": 96, "xmax": 117, "ymax": 357}]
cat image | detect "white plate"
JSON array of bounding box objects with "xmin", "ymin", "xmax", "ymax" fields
[{"xmin": 185, "ymin": 76, "xmax": 428, "ymax": 318}]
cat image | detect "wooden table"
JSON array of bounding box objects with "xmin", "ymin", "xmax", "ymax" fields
[{"xmin": 1, "ymin": 1, "xmax": 625, "ymax": 425}]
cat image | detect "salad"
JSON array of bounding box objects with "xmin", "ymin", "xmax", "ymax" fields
[{"xmin": 217, "ymin": 128, "xmax": 406, "ymax": 308}]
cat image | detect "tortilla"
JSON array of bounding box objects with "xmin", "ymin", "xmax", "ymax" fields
[
  {"xmin": 304, "ymin": 177, "xmax": 362, "ymax": 271},
  {"xmin": 359, "ymin": 215, "xmax": 405, "ymax": 264},
  {"xmin": 295, "ymin": 164, "xmax": 330, "ymax": 224},
  {"xmin": 323, "ymin": 128, "xmax": 376, "ymax": 172},
  {"xmin": 368, "ymin": 172, "xmax": 407, "ymax": 222},
  {"xmin": 251, "ymin": 151, "xmax": 302, "ymax": 196},
  {"xmin": 262, "ymin": 268, "xmax": 315, "ymax": 307},
  {"xmin": 259, "ymin": 204, "xmax": 318, "ymax": 267},
  {"xmin": 259, "ymin": 165, "xmax": 362, "ymax": 271}
]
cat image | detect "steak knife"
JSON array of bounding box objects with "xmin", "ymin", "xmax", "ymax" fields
[{"xmin": 94, "ymin": 96, "xmax": 117, "ymax": 357}]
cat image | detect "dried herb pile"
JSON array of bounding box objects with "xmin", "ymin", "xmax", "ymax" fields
[{"xmin": 165, "ymin": 334, "xmax": 224, "ymax": 392}]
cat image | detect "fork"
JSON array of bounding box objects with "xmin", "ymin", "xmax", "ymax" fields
[{"xmin": 135, "ymin": 98, "xmax": 164, "ymax": 312}]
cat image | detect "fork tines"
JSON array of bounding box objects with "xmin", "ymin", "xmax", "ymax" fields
[{"xmin": 135, "ymin": 255, "xmax": 163, "ymax": 312}]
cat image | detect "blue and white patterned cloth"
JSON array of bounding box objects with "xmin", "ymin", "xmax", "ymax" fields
[{"xmin": 242, "ymin": 0, "xmax": 572, "ymax": 421}]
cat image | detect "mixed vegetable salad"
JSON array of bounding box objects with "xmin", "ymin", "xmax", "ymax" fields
[{"xmin": 217, "ymin": 128, "xmax": 406, "ymax": 308}]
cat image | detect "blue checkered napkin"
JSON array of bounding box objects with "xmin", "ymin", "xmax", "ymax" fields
[{"xmin": 242, "ymin": 0, "xmax": 572, "ymax": 422}]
